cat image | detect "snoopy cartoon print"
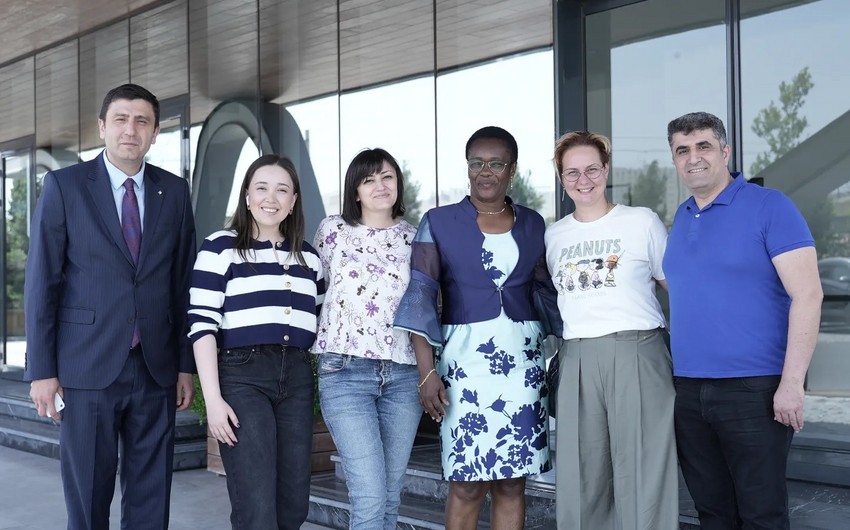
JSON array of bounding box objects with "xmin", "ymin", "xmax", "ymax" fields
[
  {"xmin": 590, "ymin": 258, "xmax": 605, "ymax": 289},
  {"xmin": 557, "ymin": 261, "xmax": 577, "ymax": 294},
  {"xmin": 604, "ymin": 254, "xmax": 621, "ymax": 287},
  {"xmin": 576, "ymin": 259, "xmax": 591, "ymax": 291}
]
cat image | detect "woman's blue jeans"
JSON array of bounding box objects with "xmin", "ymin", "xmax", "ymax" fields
[
  {"xmin": 217, "ymin": 344, "xmax": 314, "ymax": 530},
  {"xmin": 318, "ymin": 353, "xmax": 422, "ymax": 530}
]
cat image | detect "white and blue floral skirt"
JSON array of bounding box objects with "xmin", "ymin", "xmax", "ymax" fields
[{"xmin": 436, "ymin": 316, "xmax": 550, "ymax": 481}]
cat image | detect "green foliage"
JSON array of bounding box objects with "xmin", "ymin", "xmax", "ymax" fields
[
  {"xmin": 192, "ymin": 374, "xmax": 206, "ymax": 421},
  {"xmin": 6, "ymin": 177, "xmax": 34, "ymax": 309},
  {"xmin": 630, "ymin": 160, "xmax": 668, "ymax": 222},
  {"xmin": 510, "ymin": 167, "xmax": 545, "ymax": 212},
  {"xmin": 311, "ymin": 354, "xmax": 322, "ymax": 418},
  {"xmin": 748, "ymin": 67, "xmax": 846, "ymax": 257},
  {"xmin": 750, "ymin": 67, "xmax": 813, "ymax": 175},
  {"xmin": 400, "ymin": 160, "xmax": 423, "ymax": 226}
]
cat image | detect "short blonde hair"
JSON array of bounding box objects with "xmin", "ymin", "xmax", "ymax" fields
[{"xmin": 553, "ymin": 131, "xmax": 612, "ymax": 175}]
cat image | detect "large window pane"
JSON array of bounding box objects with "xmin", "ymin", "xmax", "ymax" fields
[
  {"xmin": 586, "ymin": 1, "xmax": 726, "ymax": 224},
  {"xmin": 436, "ymin": 51, "xmax": 555, "ymax": 222},
  {"xmin": 286, "ymin": 96, "xmax": 341, "ymax": 218},
  {"xmin": 340, "ymin": 78, "xmax": 436, "ymax": 226},
  {"xmin": 741, "ymin": 0, "xmax": 850, "ymax": 397}
]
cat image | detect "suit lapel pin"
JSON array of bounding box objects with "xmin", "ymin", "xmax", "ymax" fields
[{"xmin": 157, "ymin": 189, "xmax": 163, "ymax": 196}]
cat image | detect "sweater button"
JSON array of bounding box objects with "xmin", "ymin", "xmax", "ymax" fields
[{"xmin": 283, "ymin": 335, "xmax": 290, "ymax": 342}]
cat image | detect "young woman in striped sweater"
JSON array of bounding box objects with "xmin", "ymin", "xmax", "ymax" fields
[{"xmin": 188, "ymin": 154, "xmax": 325, "ymax": 530}]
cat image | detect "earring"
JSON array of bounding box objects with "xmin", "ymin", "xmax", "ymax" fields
[
  {"xmin": 562, "ymin": 187, "xmax": 566, "ymax": 201},
  {"xmin": 509, "ymin": 177, "xmax": 513, "ymax": 191}
]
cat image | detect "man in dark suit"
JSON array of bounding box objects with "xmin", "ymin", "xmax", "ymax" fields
[{"xmin": 25, "ymin": 83, "xmax": 196, "ymax": 530}]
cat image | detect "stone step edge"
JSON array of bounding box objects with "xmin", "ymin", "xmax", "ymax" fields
[{"xmin": 329, "ymin": 452, "xmax": 556, "ymax": 498}]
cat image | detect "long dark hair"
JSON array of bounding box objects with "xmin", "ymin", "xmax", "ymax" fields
[
  {"xmin": 229, "ymin": 154, "xmax": 307, "ymax": 266},
  {"xmin": 341, "ymin": 148, "xmax": 406, "ymax": 225}
]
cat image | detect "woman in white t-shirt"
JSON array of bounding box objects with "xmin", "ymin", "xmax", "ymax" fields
[
  {"xmin": 545, "ymin": 131, "xmax": 678, "ymax": 530},
  {"xmin": 311, "ymin": 148, "xmax": 420, "ymax": 529}
]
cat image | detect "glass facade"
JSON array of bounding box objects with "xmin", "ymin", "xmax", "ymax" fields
[
  {"xmin": 0, "ymin": 0, "xmax": 847, "ymax": 486},
  {"xmin": 582, "ymin": 0, "xmax": 850, "ymax": 399},
  {"xmin": 0, "ymin": 0, "xmax": 556, "ymax": 370}
]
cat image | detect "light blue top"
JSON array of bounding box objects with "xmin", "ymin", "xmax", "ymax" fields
[{"xmin": 103, "ymin": 150, "xmax": 146, "ymax": 228}]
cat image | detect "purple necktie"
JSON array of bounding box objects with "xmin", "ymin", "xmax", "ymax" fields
[{"xmin": 122, "ymin": 178, "xmax": 142, "ymax": 347}]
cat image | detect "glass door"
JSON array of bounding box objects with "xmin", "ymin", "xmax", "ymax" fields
[{"xmin": 0, "ymin": 139, "xmax": 35, "ymax": 372}]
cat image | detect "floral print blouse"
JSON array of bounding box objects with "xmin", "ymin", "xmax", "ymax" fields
[{"xmin": 311, "ymin": 215, "xmax": 417, "ymax": 364}]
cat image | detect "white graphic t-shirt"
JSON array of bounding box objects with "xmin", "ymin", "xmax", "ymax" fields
[{"xmin": 544, "ymin": 205, "xmax": 668, "ymax": 340}]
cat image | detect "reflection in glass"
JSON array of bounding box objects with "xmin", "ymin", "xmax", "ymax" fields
[
  {"xmin": 340, "ymin": 78, "xmax": 436, "ymax": 226},
  {"xmin": 741, "ymin": 0, "xmax": 850, "ymax": 399},
  {"xmin": 436, "ymin": 52, "xmax": 555, "ymax": 222},
  {"xmin": 3, "ymin": 151, "xmax": 32, "ymax": 368},
  {"xmin": 586, "ymin": 1, "xmax": 726, "ymax": 224},
  {"xmin": 224, "ymin": 140, "xmax": 261, "ymax": 224},
  {"xmin": 146, "ymin": 116, "xmax": 183, "ymax": 178},
  {"xmin": 286, "ymin": 96, "xmax": 341, "ymax": 217}
]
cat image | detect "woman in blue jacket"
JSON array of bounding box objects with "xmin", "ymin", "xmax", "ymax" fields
[{"xmin": 395, "ymin": 126, "xmax": 555, "ymax": 530}]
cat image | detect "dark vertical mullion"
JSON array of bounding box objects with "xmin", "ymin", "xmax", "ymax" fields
[
  {"xmin": 432, "ymin": 0, "xmax": 439, "ymax": 207},
  {"xmin": 336, "ymin": 0, "xmax": 342, "ymax": 212},
  {"xmin": 553, "ymin": 0, "xmax": 584, "ymax": 219},
  {"xmin": 255, "ymin": 0, "xmax": 263, "ymax": 155},
  {"xmin": 726, "ymin": 0, "xmax": 743, "ymax": 173}
]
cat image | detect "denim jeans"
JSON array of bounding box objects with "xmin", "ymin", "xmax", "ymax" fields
[
  {"xmin": 674, "ymin": 376, "xmax": 794, "ymax": 530},
  {"xmin": 318, "ymin": 353, "xmax": 422, "ymax": 530},
  {"xmin": 217, "ymin": 344, "xmax": 315, "ymax": 530}
]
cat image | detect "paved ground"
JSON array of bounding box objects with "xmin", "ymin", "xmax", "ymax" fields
[{"xmin": 0, "ymin": 445, "xmax": 329, "ymax": 530}]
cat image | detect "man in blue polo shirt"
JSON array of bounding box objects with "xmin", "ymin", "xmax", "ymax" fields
[{"xmin": 663, "ymin": 112, "xmax": 823, "ymax": 530}]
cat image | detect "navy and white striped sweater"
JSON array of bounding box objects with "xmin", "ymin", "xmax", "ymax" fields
[{"xmin": 188, "ymin": 230, "xmax": 325, "ymax": 349}]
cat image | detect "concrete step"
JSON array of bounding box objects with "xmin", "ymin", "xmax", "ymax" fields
[
  {"xmin": 0, "ymin": 380, "xmax": 208, "ymax": 470},
  {"xmin": 788, "ymin": 421, "xmax": 850, "ymax": 487},
  {"xmin": 307, "ymin": 444, "xmax": 555, "ymax": 529}
]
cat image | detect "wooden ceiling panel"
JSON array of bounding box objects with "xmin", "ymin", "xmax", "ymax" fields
[
  {"xmin": 338, "ymin": 0, "xmax": 434, "ymax": 90},
  {"xmin": 1, "ymin": 0, "xmax": 555, "ymax": 110},
  {"xmin": 189, "ymin": 0, "xmax": 259, "ymax": 123},
  {"xmin": 260, "ymin": 0, "xmax": 338, "ymax": 104},
  {"xmin": 35, "ymin": 42, "xmax": 80, "ymax": 150},
  {"xmin": 0, "ymin": 0, "xmax": 165, "ymax": 67},
  {"xmin": 78, "ymin": 22, "xmax": 130, "ymax": 150},
  {"xmin": 130, "ymin": 0, "xmax": 188, "ymax": 100},
  {"xmin": 0, "ymin": 57, "xmax": 35, "ymax": 143},
  {"xmin": 435, "ymin": 0, "xmax": 552, "ymax": 69}
]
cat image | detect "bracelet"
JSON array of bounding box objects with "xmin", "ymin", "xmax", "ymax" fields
[{"xmin": 418, "ymin": 368, "xmax": 436, "ymax": 389}]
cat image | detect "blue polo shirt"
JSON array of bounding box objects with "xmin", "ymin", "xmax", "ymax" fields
[{"xmin": 663, "ymin": 173, "xmax": 814, "ymax": 378}]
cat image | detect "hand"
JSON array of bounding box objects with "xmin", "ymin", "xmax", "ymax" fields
[
  {"xmin": 30, "ymin": 378, "xmax": 62, "ymax": 421},
  {"xmin": 419, "ymin": 375, "xmax": 449, "ymax": 423},
  {"xmin": 176, "ymin": 372, "xmax": 195, "ymax": 412},
  {"xmin": 774, "ymin": 378, "xmax": 805, "ymax": 432},
  {"xmin": 206, "ymin": 396, "xmax": 240, "ymax": 447}
]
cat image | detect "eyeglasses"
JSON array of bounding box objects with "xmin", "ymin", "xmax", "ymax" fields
[
  {"xmin": 561, "ymin": 165, "xmax": 604, "ymax": 182},
  {"xmin": 467, "ymin": 159, "xmax": 509, "ymax": 174}
]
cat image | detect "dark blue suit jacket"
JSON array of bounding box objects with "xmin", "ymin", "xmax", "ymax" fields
[{"xmin": 24, "ymin": 152, "xmax": 196, "ymax": 389}]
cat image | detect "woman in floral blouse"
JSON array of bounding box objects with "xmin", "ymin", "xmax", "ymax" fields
[{"xmin": 311, "ymin": 148, "xmax": 420, "ymax": 529}]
